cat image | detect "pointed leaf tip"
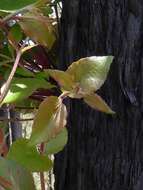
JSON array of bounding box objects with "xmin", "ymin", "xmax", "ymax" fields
[{"xmin": 84, "ymin": 93, "xmax": 115, "ymax": 114}]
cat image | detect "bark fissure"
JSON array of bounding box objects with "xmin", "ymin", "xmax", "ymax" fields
[{"xmin": 55, "ymin": 1, "xmax": 143, "ymax": 190}]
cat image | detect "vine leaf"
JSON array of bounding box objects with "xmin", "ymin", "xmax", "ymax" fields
[
  {"xmin": 45, "ymin": 127, "xmax": 68, "ymax": 155},
  {"xmin": 1, "ymin": 77, "xmax": 54, "ymax": 104},
  {"xmin": 66, "ymin": 56, "xmax": 114, "ymax": 95},
  {"xmin": 7, "ymin": 138, "xmax": 53, "ymax": 172},
  {"xmin": 29, "ymin": 96, "xmax": 67, "ymax": 146},
  {"xmin": 84, "ymin": 93, "xmax": 115, "ymax": 114},
  {"xmin": 47, "ymin": 69, "xmax": 75, "ymax": 91},
  {"xmin": 0, "ymin": 0, "xmax": 37, "ymax": 12},
  {"xmin": 0, "ymin": 157, "xmax": 36, "ymax": 190},
  {"xmin": 19, "ymin": 15, "xmax": 56, "ymax": 49}
]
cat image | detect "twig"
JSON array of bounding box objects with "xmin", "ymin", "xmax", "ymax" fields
[{"xmin": 0, "ymin": 51, "xmax": 22, "ymax": 105}]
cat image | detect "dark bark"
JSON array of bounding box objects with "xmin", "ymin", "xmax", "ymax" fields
[{"xmin": 54, "ymin": 1, "xmax": 143, "ymax": 190}]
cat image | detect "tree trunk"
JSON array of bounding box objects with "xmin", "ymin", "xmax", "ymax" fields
[{"xmin": 54, "ymin": 1, "xmax": 143, "ymax": 190}]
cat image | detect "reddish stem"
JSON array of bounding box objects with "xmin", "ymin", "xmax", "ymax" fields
[{"xmin": 0, "ymin": 51, "xmax": 21, "ymax": 105}]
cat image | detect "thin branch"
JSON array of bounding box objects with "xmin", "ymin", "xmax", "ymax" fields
[{"xmin": 0, "ymin": 51, "xmax": 22, "ymax": 105}]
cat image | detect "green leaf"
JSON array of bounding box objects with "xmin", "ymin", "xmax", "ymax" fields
[
  {"xmin": 19, "ymin": 15, "xmax": 56, "ymax": 49},
  {"xmin": 0, "ymin": 0, "xmax": 37, "ymax": 12},
  {"xmin": 66, "ymin": 56, "xmax": 114, "ymax": 94},
  {"xmin": 8, "ymin": 24, "xmax": 23, "ymax": 44},
  {"xmin": 29, "ymin": 96, "xmax": 67, "ymax": 146},
  {"xmin": 45, "ymin": 127, "xmax": 68, "ymax": 155},
  {"xmin": 2, "ymin": 77, "xmax": 54, "ymax": 104},
  {"xmin": 7, "ymin": 138, "xmax": 53, "ymax": 172},
  {"xmin": 47, "ymin": 69, "xmax": 75, "ymax": 91},
  {"xmin": 16, "ymin": 67, "xmax": 35, "ymax": 77},
  {"xmin": 0, "ymin": 157, "xmax": 36, "ymax": 190},
  {"xmin": 84, "ymin": 93, "xmax": 115, "ymax": 114}
]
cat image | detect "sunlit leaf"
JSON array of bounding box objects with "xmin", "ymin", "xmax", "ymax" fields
[
  {"xmin": 7, "ymin": 138, "xmax": 53, "ymax": 172},
  {"xmin": 29, "ymin": 96, "xmax": 67, "ymax": 146},
  {"xmin": 2, "ymin": 77, "xmax": 54, "ymax": 104},
  {"xmin": 0, "ymin": 0, "xmax": 37, "ymax": 12},
  {"xmin": 84, "ymin": 93, "xmax": 115, "ymax": 114},
  {"xmin": 21, "ymin": 44, "xmax": 37, "ymax": 53},
  {"xmin": 45, "ymin": 127, "xmax": 68, "ymax": 155},
  {"xmin": 0, "ymin": 157, "xmax": 36, "ymax": 190},
  {"xmin": 19, "ymin": 15, "xmax": 56, "ymax": 49},
  {"xmin": 47, "ymin": 69, "xmax": 75, "ymax": 91},
  {"xmin": 66, "ymin": 56, "xmax": 114, "ymax": 94}
]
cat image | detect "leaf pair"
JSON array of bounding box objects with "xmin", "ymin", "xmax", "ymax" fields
[{"xmin": 47, "ymin": 56, "xmax": 115, "ymax": 114}]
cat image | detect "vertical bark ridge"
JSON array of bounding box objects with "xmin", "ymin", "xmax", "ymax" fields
[{"xmin": 55, "ymin": 0, "xmax": 143, "ymax": 190}]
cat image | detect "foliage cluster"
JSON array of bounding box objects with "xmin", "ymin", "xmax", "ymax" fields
[{"xmin": 0, "ymin": 0, "xmax": 114, "ymax": 189}]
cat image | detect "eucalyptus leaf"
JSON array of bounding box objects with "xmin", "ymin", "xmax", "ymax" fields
[
  {"xmin": 84, "ymin": 93, "xmax": 115, "ymax": 114},
  {"xmin": 0, "ymin": 157, "xmax": 36, "ymax": 190},
  {"xmin": 7, "ymin": 138, "xmax": 53, "ymax": 172}
]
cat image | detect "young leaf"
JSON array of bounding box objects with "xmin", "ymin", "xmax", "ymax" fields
[
  {"xmin": 84, "ymin": 93, "xmax": 115, "ymax": 114},
  {"xmin": 7, "ymin": 138, "xmax": 53, "ymax": 172},
  {"xmin": 0, "ymin": 0, "xmax": 37, "ymax": 12},
  {"xmin": 0, "ymin": 157, "xmax": 36, "ymax": 190},
  {"xmin": 2, "ymin": 77, "xmax": 54, "ymax": 104},
  {"xmin": 66, "ymin": 56, "xmax": 114, "ymax": 94},
  {"xmin": 19, "ymin": 16, "xmax": 56, "ymax": 49},
  {"xmin": 45, "ymin": 127, "xmax": 68, "ymax": 155},
  {"xmin": 29, "ymin": 96, "xmax": 67, "ymax": 146},
  {"xmin": 47, "ymin": 69, "xmax": 75, "ymax": 91}
]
